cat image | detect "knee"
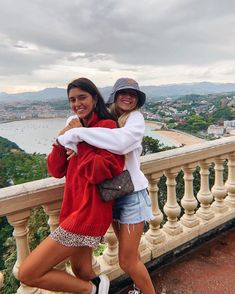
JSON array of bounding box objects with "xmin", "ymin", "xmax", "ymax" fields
[
  {"xmin": 119, "ymin": 255, "xmax": 138, "ymax": 274},
  {"xmin": 71, "ymin": 264, "xmax": 93, "ymax": 281},
  {"xmin": 119, "ymin": 258, "xmax": 130, "ymax": 273},
  {"xmin": 18, "ymin": 260, "xmax": 42, "ymax": 287},
  {"xmin": 18, "ymin": 262, "xmax": 34, "ymax": 286}
]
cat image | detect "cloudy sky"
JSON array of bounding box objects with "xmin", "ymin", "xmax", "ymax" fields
[{"xmin": 0, "ymin": 0, "xmax": 235, "ymax": 93}]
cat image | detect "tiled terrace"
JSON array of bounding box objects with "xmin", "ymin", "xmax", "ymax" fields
[{"xmin": 1, "ymin": 136, "xmax": 235, "ymax": 293}]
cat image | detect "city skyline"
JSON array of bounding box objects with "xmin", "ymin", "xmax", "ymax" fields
[{"xmin": 1, "ymin": 0, "xmax": 235, "ymax": 93}]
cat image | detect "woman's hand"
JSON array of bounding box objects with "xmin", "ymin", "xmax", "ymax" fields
[
  {"xmin": 66, "ymin": 148, "xmax": 76, "ymax": 160},
  {"xmin": 58, "ymin": 118, "xmax": 82, "ymax": 136},
  {"xmin": 68, "ymin": 118, "xmax": 83, "ymax": 128}
]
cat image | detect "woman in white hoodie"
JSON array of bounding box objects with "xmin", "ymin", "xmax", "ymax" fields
[{"xmin": 58, "ymin": 78, "xmax": 156, "ymax": 294}]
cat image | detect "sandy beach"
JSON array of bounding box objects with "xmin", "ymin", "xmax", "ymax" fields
[{"xmin": 145, "ymin": 121, "xmax": 205, "ymax": 147}]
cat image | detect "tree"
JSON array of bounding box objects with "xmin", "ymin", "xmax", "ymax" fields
[
  {"xmin": 141, "ymin": 136, "xmax": 170, "ymax": 155},
  {"xmin": 210, "ymin": 106, "xmax": 235, "ymax": 123}
]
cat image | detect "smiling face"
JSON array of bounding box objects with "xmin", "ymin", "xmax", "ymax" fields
[
  {"xmin": 68, "ymin": 87, "xmax": 96, "ymax": 126},
  {"xmin": 115, "ymin": 89, "xmax": 139, "ymax": 114}
]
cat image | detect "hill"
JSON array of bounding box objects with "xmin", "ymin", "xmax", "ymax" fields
[
  {"xmin": 0, "ymin": 136, "xmax": 22, "ymax": 154},
  {"xmin": 1, "ymin": 82, "xmax": 235, "ymax": 102}
]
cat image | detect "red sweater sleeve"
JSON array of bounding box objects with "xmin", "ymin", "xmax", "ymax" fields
[
  {"xmin": 78, "ymin": 120, "xmax": 125, "ymax": 184},
  {"xmin": 47, "ymin": 144, "xmax": 68, "ymax": 178}
]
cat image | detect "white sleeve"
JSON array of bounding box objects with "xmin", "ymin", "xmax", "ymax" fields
[
  {"xmin": 57, "ymin": 111, "xmax": 145, "ymax": 155},
  {"xmin": 59, "ymin": 115, "xmax": 81, "ymax": 153}
]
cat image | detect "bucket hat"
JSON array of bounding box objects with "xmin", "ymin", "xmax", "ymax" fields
[{"xmin": 107, "ymin": 78, "xmax": 146, "ymax": 107}]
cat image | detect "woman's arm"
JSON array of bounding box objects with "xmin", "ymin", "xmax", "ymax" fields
[
  {"xmin": 47, "ymin": 144, "xmax": 68, "ymax": 178},
  {"xmin": 58, "ymin": 111, "xmax": 145, "ymax": 155}
]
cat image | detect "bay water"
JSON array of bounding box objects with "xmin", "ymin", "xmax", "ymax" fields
[{"xmin": 0, "ymin": 118, "xmax": 176, "ymax": 154}]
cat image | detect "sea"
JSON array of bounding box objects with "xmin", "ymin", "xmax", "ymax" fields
[{"xmin": 0, "ymin": 118, "xmax": 176, "ymax": 154}]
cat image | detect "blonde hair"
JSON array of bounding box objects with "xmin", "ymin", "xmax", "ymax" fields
[{"xmin": 109, "ymin": 103, "xmax": 138, "ymax": 127}]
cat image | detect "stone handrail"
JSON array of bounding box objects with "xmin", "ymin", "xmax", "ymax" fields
[{"xmin": 1, "ymin": 137, "xmax": 235, "ymax": 293}]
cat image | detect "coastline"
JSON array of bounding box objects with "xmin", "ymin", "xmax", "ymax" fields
[{"xmin": 145, "ymin": 120, "xmax": 205, "ymax": 147}]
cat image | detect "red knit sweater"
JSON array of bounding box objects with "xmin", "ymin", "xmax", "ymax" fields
[{"xmin": 47, "ymin": 113, "xmax": 124, "ymax": 236}]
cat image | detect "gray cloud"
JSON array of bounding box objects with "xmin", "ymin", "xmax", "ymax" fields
[{"xmin": 0, "ymin": 0, "xmax": 235, "ymax": 91}]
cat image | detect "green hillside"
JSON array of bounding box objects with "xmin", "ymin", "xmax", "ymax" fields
[{"xmin": 0, "ymin": 136, "xmax": 48, "ymax": 188}]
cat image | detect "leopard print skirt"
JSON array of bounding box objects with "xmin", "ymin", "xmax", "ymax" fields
[{"xmin": 50, "ymin": 226, "xmax": 101, "ymax": 248}]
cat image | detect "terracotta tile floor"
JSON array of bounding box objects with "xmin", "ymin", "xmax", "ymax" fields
[{"xmin": 115, "ymin": 227, "xmax": 235, "ymax": 294}]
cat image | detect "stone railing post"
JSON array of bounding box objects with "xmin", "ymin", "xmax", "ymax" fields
[
  {"xmin": 7, "ymin": 211, "xmax": 39, "ymax": 293},
  {"xmin": 225, "ymin": 152, "xmax": 235, "ymax": 207},
  {"xmin": 43, "ymin": 201, "xmax": 61, "ymax": 233},
  {"xmin": 211, "ymin": 157, "xmax": 228, "ymax": 213},
  {"xmin": 102, "ymin": 225, "xmax": 118, "ymax": 266},
  {"xmin": 180, "ymin": 164, "xmax": 199, "ymax": 228},
  {"xmin": 196, "ymin": 160, "xmax": 214, "ymax": 220},
  {"xmin": 7, "ymin": 210, "xmax": 31, "ymax": 280},
  {"xmin": 145, "ymin": 175, "xmax": 165, "ymax": 249},
  {"xmin": 163, "ymin": 169, "xmax": 182, "ymax": 236}
]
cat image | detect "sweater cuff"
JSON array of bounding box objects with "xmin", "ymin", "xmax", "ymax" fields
[{"xmin": 52, "ymin": 143, "xmax": 67, "ymax": 155}]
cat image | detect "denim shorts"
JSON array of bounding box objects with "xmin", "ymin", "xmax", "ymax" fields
[{"xmin": 113, "ymin": 189, "xmax": 153, "ymax": 224}]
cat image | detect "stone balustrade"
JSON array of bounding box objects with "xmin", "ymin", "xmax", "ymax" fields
[{"xmin": 1, "ymin": 137, "xmax": 235, "ymax": 293}]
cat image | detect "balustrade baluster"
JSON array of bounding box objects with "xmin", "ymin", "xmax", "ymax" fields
[
  {"xmin": 145, "ymin": 176, "xmax": 166, "ymax": 250},
  {"xmin": 196, "ymin": 161, "xmax": 214, "ymax": 220},
  {"xmin": 7, "ymin": 210, "xmax": 39, "ymax": 293},
  {"xmin": 211, "ymin": 157, "xmax": 228, "ymax": 213},
  {"xmin": 180, "ymin": 164, "xmax": 199, "ymax": 227},
  {"xmin": 163, "ymin": 169, "xmax": 182, "ymax": 235},
  {"xmin": 102, "ymin": 225, "xmax": 118, "ymax": 266},
  {"xmin": 43, "ymin": 201, "xmax": 61, "ymax": 233},
  {"xmin": 7, "ymin": 211, "xmax": 31, "ymax": 280},
  {"xmin": 138, "ymin": 234, "xmax": 151, "ymax": 263},
  {"xmin": 225, "ymin": 152, "xmax": 235, "ymax": 207}
]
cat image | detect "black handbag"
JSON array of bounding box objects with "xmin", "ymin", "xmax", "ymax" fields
[{"xmin": 98, "ymin": 170, "xmax": 134, "ymax": 202}]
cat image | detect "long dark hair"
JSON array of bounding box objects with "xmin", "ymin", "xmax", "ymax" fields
[{"xmin": 67, "ymin": 77, "xmax": 116, "ymax": 121}]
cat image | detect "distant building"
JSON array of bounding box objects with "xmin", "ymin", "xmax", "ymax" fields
[
  {"xmin": 224, "ymin": 120, "xmax": 235, "ymax": 128},
  {"xmin": 220, "ymin": 97, "xmax": 229, "ymax": 107},
  {"xmin": 172, "ymin": 110, "xmax": 188, "ymax": 118},
  {"xmin": 194, "ymin": 106, "xmax": 208, "ymax": 115},
  {"xmin": 207, "ymin": 125, "xmax": 225, "ymax": 137},
  {"xmin": 199, "ymin": 100, "xmax": 208, "ymax": 105},
  {"xmin": 227, "ymin": 99, "xmax": 235, "ymax": 107}
]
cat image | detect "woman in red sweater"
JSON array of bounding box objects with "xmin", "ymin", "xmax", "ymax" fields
[{"xmin": 19, "ymin": 78, "xmax": 124, "ymax": 294}]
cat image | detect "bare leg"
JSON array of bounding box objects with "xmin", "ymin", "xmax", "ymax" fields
[
  {"xmin": 112, "ymin": 221, "xmax": 156, "ymax": 294},
  {"xmin": 18, "ymin": 236, "xmax": 93, "ymax": 294},
  {"xmin": 70, "ymin": 247, "xmax": 96, "ymax": 280}
]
